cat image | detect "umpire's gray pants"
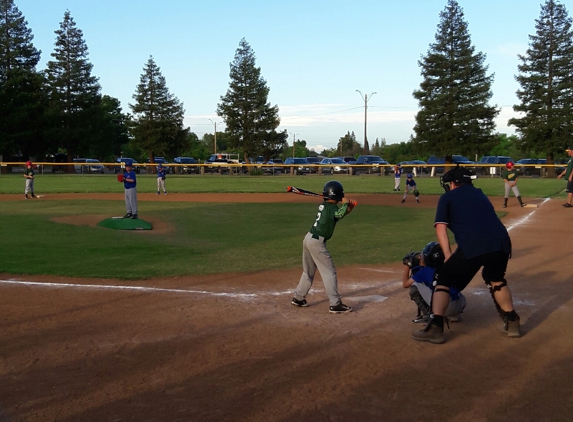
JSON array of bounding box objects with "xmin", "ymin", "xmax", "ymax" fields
[
  {"xmin": 124, "ymin": 187, "xmax": 138, "ymax": 214},
  {"xmin": 25, "ymin": 178, "xmax": 34, "ymax": 194},
  {"xmin": 504, "ymin": 183, "xmax": 520, "ymax": 198},
  {"xmin": 294, "ymin": 232, "xmax": 341, "ymax": 306}
]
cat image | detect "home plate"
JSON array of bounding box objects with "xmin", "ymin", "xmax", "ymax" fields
[{"xmin": 346, "ymin": 295, "xmax": 388, "ymax": 303}]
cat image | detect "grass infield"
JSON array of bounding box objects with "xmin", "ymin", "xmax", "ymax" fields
[{"xmin": 0, "ymin": 174, "xmax": 565, "ymax": 279}]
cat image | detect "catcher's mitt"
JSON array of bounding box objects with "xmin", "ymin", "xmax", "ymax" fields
[
  {"xmin": 117, "ymin": 173, "xmax": 124, "ymax": 182},
  {"xmin": 402, "ymin": 251, "xmax": 421, "ymax": 268}
]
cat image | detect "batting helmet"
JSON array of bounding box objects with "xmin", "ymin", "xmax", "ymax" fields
[
  {"xmin": 506, "ymin": 162, "xmax": 514, "ymax": 169},
  {"xmin": 422, "ymin": 241, "xmax": 445, "ymax": 268},
  {"xmin": 323, "ymin": 180, "xmax": 344, "ymax": 201}
]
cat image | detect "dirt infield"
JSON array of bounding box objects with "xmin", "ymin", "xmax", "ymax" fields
[{"xmin": 1, "ymin": 193, "xmax": 572, "ymax": 421}]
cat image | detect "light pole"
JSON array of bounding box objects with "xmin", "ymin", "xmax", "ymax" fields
[
  {"xmin": 290, "ymin": 132, "xmax": 299, "ymax": 158},
  {"xmin": 356, "ymin": 90, "xmax": 376, "ymax": 154},
  {"xmin": 209, "ymin": 119, "xmax": 222, "ymax": 154}
]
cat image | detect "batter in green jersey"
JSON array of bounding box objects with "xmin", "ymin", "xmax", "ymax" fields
[
  {"xmin": 291, "ymin": 181, "xmax": 357, "ymax": 314},
  {"xmin": 501, "ymin": 162, "xmax": 524, "ymax": 208}
]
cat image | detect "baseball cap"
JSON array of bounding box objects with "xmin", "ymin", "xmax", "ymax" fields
[
  {"xmin": 407, "ymin": 173, "xmax": 413, "ymax": 178},
  {"xmin": 566, "ymin": 147, "xmax": 573, "ymax": 152},
  {"xmin": 157, "ymin": 163, "xmax": 163, "ymax": 168},
  {"xmin": 125, "ymin": 160, "xmax": 133, "ymax": 166},
  {"xmin": 26, "ymin": 161, "xmax": 32, "ymax": 166}
]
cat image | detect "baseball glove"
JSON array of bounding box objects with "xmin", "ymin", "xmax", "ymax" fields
[
  {"xmin": 413, "ymin": 190, "xmax": 419, "ymax": 197},
  {"xmin": 117, "ymin": 173, "xmax": 124, "ymax": 182},
  {"xmin": 403, "ymin": 251, "xmax": 421, "ymax": 268},
  {"xmin": 161, "ymin": 176, "xmax": 166, "ymax": 180}
]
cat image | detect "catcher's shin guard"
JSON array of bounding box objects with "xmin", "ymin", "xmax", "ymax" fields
[{"xmin": 409, "ymin": 286, "xmax": 429, "ymax": 317}]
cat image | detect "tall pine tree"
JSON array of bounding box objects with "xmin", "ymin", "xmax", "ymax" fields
[
  {"xmin": 0, "ymin": 0, "xmax": 45, "ymax": 162},
  {"xmin": 129, "ymin": 56, "xmax": 188, "ymax": 165},
  {"xmin": 45, "ymin": 10, "xmax": 102, "ymax": 164},
  {"xmin": 217, "ymin": 38, "xmax": 287, "ymax": 162},
  {"xmin": 508, "ymin": 0, "xmax": 573, "ymax": 168},
  {"xmin": 413, "ymin": 0, "xmax": 498, "ymax": 157}
]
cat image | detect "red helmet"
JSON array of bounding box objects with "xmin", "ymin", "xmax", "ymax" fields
[{"xmin": 506, "ymin": 162, "xmax": 514, "ymax": 169}]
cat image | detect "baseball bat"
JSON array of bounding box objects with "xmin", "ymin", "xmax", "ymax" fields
[
  {"xmin": 286, "ymin": 186, "xmax": 323, "ymax": 198},
  {"xmin": 286, "ymin": 186, "xmax": 358, "ymax": 206}
]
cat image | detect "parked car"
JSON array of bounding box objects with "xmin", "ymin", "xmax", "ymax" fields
[
  {"xmin": 284, "ymin": 157, "xmax": 311, "ymax": 175},
  {"xmin": 262, "ymin": 158, "xmax": 284, "ymax": 174},
  {"xmin": 427, "ymin": 155, "xmax": 475, "ymax": 174},
  {"xmin": 320, "ymin": 158, "xmax": 348, "ymax": 175},
  {"xmin": 354, "ymin": 155, "xmax": 390, "ymax": 175},
  {"xmin": 114, "ymin": 157, "xmax": 141, "ymax": 174},
  {"xmin": 554, "ymin": 158, "xmax": 568, "ymax": 175},
  {"xmin": 50, "ymin": 153, "xmax": 68, "ymax": 173},
  {"xmin": 73, "ymin": 158, "xmax": 105, "ymax": 174},
  {"xmin": 305, "ymin": 156, "xmax": 321, "ymax": 173},
  {"xmin": 334, "ymin": 156, "xmax": 357, "ymax": 164},
  {"xmin": 515, "ymin": 158, "xmax": 547, "ymax": 176},
  {"xmin": 145, "ymin": 157, "xmax": 171, "ymax": 173},
  {"xmin": 172, "ymin": 157, "xmax": 199, "ymax": 174},
  {"xmin": 397, "ymin": 160, "xmax": 428, "ymax": 174},
  {"xmin": 478, "ymin": 156, "xmax": 514, "ymax": 175}
]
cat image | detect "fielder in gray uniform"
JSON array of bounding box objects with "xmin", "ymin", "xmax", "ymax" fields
[{"xmin": 291, "ymin": 180, "xmax": 357, "ymax": 313}]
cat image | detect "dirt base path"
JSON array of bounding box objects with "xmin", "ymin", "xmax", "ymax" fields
[{"xmin": 0, "ymin": 194, "xmax": 571, "ymax": 421}]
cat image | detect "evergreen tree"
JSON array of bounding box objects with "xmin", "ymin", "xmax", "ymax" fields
[
  {"xmin": 217, "ymin": 38, "xmax": 286, "ymax": 162},
  {"xmin": 45, "ymin": 10, "xmax": 102, "ymax": 163},
  {"xmin": 413, "ymin": 0, "xmax": 498, "ymax": 157},
  {"xmin": 130, "ymin": 56, "xmax": 188, "ymax": 164},
  {"xmin": 508, "ymin": 0, "xmax": 573, "ymax": 169},
  {"xmin": 336, "ymin": 131, "xmax": 361, "ymax": 156},
  {"xmin": 0, "ymin": 0, "xmax": 45, "ymax": 161}
]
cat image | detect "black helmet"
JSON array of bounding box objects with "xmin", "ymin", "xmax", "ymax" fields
[
  {"xmin": 440, "ymin": 165, "xmax": 475, "ymax": 192},
  {"xmin": 422, "ymin": 241, "xmax": 445, "ymax": 268},
  {"xmin": 323, "ymin": 180, "xmax": 344, "ymax": 201}
]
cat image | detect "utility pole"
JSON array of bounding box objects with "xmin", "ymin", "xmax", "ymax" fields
[
  {"xmin": 209, "ymin": 119, "xmax": 221, "ymax": 154},
  {"xmin": 290, "ymin": 132, "xmax": 298, "ymax": 158},
  {"xmin": 356, "ymin": 90, "xmax": 376, "ymax": 155}
]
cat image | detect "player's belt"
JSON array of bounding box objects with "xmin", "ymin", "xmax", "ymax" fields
[{"xmin": 310, "ymin": 233, "xmax": 326, "ymax": 243}]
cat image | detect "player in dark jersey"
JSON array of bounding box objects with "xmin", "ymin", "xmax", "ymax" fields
[
  {"xmin": 401, "ymin": 174, "xmax": 419, "ymax": 203},
  {"xmin": 24, "ymin": 161, "xmax": 38, "ymax": 199},
  {"xmin": 412, "ymin": 166, "xmax": 520, "ymax": 344},
  {"xmin": 291, "ymin": 181, "xmax": 357, "ymax": 313},
  {"xmin": 557, "ymin": 147, "xmax": 573, "ymax": 207}
]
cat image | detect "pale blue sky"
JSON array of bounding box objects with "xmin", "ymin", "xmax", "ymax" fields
[{"xmin": 17, "ymin": 0, "xmax": 551, "ymax": 153}]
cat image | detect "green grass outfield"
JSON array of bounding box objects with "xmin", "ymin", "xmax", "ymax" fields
[
  {"xmin": 0, "ymin": 172, "xmax": 567, "ymax": 197},
  {"xmin": 0, "ymin": 174, "xmax": 566, "ymax": 279}
]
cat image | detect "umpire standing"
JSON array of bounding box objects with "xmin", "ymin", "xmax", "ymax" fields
[{"xmin": 412, "ymin": 166, "xmax": 520, "ymax": 344}]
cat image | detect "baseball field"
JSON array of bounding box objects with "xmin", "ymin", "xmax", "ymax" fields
[{"xmin": 0, "ymin": 174, "xmax": 571, "ymax": 421}]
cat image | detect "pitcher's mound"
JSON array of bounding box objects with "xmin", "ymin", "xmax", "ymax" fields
[{"xmin": 98, "ymin": 217, "xmax": 152, "ymax": 230}]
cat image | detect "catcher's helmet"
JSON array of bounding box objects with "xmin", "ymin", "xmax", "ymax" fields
[
  {"xmin": 506, "ymin": 162, "xmax": 514, "ymax": 169},
  {"xmin": 323, "ymin": 180, "xmax": 344, "ymax": 201},
  {"xmin": 422, "ymin": 241, "xmax": 445, "ymax": 268}
]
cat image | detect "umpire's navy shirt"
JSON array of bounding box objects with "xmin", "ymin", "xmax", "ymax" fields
[{"xmin": 434, "ymin": 184, "xmax": 511, "ymax": 259}]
